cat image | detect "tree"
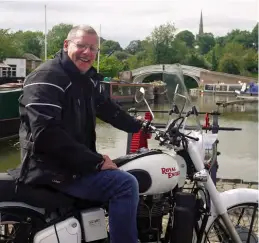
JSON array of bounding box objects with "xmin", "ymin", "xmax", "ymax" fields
[
  {"xmin": 225, "ymin": 29, "xmax": 254, "ymax": 49},
  {"xmin": 148, "ymin": 22, "xmax": 177, "ymax": 64},
  {"xmin": 127, "ymin": 55, "xmax": 139, "ymax": 69},
  {"xmin": 113, "ymin": 51, "xmax": 131, "ymax": 61},
  {"xmin": 96, "ymin": 55, "xmax": 124, "ymax": 77},
  {"xmin": 205, "ymin": 44, "xmax": 224, "ymax": 68},
  {"xmin": 170, "ymin": 39, "xmax": 189, "ymax": 64},
  {"xmin": 100, "ymin": 37, "xmax": 106, "ymax": 44},
  {"xmin": 218, "ymin": 54, "xmax": 242, "ymax": 75},
  {"xmin": 183, "ymin": 51, "xmax": 211, "ymax": 69},
  {"xmin": 101, "ymin": 40, "xmax": 122, "ymax": 55},
  {"xmin": 215, "ymin": 36, "xmax": 226, "ymax": 47},
  {"xmin": 139, "ymin": 39, "xmax": 155, "ymax": 65},
  {"xmin": 223, "ymin": 42, "xmax": 245, "ymax": 57},
  {"xmin": 251, "ymin": 23, "xmax": 258, "ymax": 50},
  {"xmin": 0, "ymin": 21, "xmax": 257, "ymax": 78},
  {"xmin": 125, "ymin": 40, "xmax": 143, "ymax": 55},
  {"xmin": 0, "ymin": 29, "xmax": 23, "ymax": 61},
  {"xmin": 47, "ymin": 23, "xmax": 73, "ymax": 56},
  {"xmin": 135, "ymin": 50, "xmax": 151, "ymax": 66},
  {"xmin": 13, "ymin": 30, "xmax": 44, "ymax": 57},
  {"xmin": 196, "ymin": 33, "xmax": 215, "ymax": 55},
  {"xmin": 211, "ymin": 49, "xmax": 217, "ymax": 71},
  {"xmin": 175, "ymin": 30, "xmax": 195, "ymax": 48},
  {"xmin": 243, "ymin": 48, "xmax": 258, "ymax": 73}
]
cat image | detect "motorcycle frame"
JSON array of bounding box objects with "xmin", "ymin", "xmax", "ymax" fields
[
  {"xmin": 0, "ymin": 133, "xmax": 257, "ymax": 242},
  {"xmin": 127, "ymin": 108, "xmax": 258, "ymax": 242},
  {"xmin": 187, "ymin": 133, "xmax": 243, "ymax": 243}
]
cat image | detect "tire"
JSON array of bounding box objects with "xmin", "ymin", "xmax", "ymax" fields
[
  {"xmin": 204, "ymin": 203, "xmax": 258, "ymax": 243},
  {"xmin": 0, "ymin": 206, "xmax": 46, "ymax": 243}
]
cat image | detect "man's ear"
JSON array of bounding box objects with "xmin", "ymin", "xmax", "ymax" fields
[{"xmin": 63, "ymin": 40, "xmax": 69, "ymax": 52}]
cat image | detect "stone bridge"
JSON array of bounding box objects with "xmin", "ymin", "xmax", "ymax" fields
[
  {"xmin": 130, "ymin": 64, "xmax": 256, "ymax": 85},
  {"xmin": 131, "ymin": 64, "xmax": 204, "ymax": 85}
]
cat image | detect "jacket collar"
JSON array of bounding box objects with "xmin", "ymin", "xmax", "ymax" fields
[{"xmin": 56, "ymin": 49, "xmax": 104, "ymax": 82}]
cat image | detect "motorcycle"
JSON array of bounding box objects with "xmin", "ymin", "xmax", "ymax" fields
[{"xmin": 0, "ymin": 64, "xmax": 258, "ymax": 243}]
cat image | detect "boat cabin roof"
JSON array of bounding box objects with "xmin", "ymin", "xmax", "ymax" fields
[
  {"xmin": 205, "ymin": 83, "xmax": 242, "ymax": 86},
  {"xmin": 101, "ymin": 81, "xmax": 155, "ymax": 86},
  {"xmin": 0, "ymin": 83, "xmax": 23, "ymax": 92}
]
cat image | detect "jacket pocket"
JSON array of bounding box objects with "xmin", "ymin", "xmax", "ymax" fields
[{"xmin": 23, "ymin": 156, "xmax": 78, "ymax": 186}]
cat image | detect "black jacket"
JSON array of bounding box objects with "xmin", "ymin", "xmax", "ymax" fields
[{"xmin": 15, "ymin": 50, "xmax": 142, "ymax": 186}]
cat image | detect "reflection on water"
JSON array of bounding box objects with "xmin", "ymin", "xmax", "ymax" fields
[
  {"xmin": 0, "ymin": 138, "xmax": 20, "ymax": 172},
  {"xmin": 0, "ymin": 94, "xmax": 258, "ymax": 182},
  {"xmin": 195, "ymin": 94, "xmax": 258, "ymax": 118}
]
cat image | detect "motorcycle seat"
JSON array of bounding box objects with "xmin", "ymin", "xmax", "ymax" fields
[{"xmin": 0, "ymin": 173, "xmax": 81, "ymax": 211}]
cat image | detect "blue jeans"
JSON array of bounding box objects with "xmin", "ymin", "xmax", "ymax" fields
[{"xmin": 58, "ymin": 169, "xmax": 139, "ymax": 243}]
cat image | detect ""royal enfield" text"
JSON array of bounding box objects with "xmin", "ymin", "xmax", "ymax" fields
[{"xmin": 161, "ymin": 167, "xmax": 180, "ymax": 178}]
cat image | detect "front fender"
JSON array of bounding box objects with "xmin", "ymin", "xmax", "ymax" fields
[{"xmin": 205, "ymin": 188, "xmax": 259, "ymax": 231}]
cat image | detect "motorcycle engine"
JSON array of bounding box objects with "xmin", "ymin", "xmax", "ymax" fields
[{"xmin": 137, "ymin": 194, "xmax": 170, "ymax": 242}]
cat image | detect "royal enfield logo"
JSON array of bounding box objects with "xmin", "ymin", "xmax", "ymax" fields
[{"xmin": 161, "ymin": 167, "xmax": 180, "ymax": 178}]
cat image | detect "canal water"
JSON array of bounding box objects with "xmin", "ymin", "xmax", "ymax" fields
[{"xmin": 0, "ymin": 94, "xmax": 258, "ymax": 182}]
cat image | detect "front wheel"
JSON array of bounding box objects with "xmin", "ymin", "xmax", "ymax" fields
[{"xmin": 204, "ymin": 203, "xmax": 258, "ymax": 243}]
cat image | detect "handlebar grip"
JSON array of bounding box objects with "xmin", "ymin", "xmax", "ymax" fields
[{"xmin": 215, "ymin": 127, "xmax": 242, "ymax": 131}]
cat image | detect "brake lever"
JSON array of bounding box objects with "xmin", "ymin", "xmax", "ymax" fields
[{"xmin": 182, "ymin": 133, "xmax": 199, "ymax": 141}]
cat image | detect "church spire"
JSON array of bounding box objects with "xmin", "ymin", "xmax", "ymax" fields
[{"xmin": 199, "ymin": 10, "xmax": 204, "ymax": 35}]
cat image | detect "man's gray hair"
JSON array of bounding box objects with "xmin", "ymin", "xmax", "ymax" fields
[{"xmin": 66, "ymin": 25, "xmax": 98, "ymax": 40}]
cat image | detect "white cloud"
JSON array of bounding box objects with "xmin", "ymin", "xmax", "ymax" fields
[{"xmin": 0, "ymin": 0, "xmax": 257, "ymax": 48}]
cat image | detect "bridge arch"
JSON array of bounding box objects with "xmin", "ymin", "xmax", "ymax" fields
[
  {"xmin": 131, "ymin": 64, "xmax": 208, "ymax": 86},
  {"xmin": 133, "ymin": 71, "xmax": 200, "ymax": 87}
]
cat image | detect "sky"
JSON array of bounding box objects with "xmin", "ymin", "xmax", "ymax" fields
[{"xmin": 0, "ymin": 0, "xmax": 258, "ymax": 48}]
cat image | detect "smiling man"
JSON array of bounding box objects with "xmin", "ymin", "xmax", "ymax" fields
[
  {"xmin": 16, "ymin": 25, "xmax": 143, "ymax": 243},
  {"xmin": 64, "ymin": 27, "xmax": 99, "ymax": 73}
]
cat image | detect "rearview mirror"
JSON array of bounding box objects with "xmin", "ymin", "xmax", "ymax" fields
[
  {"xmin": 135, "ymin": 87, "xmax": 154, "ymax": 120},
  {"xmin": 135, "ymin": 87, "xmax": 145, "ymax": 103}
]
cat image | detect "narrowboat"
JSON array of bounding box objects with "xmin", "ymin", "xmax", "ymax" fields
[
  {"xmin": 100, "ymin": 81, "xmax": 158, "ymax": 105},
  {"xmin": 0, "ymin": 83, "xmax": 22, "ymax": 140},
  {"xmin": 190, "ymin": 83, "xmax": 244, "ymax": 96}
]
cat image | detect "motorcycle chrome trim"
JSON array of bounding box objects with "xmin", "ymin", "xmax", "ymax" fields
[{"xmin": 193, "ymin": 169, "xmax": 209, "ymax": 182}]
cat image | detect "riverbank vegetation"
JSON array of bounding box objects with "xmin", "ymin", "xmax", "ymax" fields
[{"xmin": 0, "ymin": 22, "xmax": 258, "ymax": 78}]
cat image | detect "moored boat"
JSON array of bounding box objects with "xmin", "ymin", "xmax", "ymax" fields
[
  {"xmin": 190, "ymin": 83, "xmax": 244, "ymax": 96},
  {"xmin": 235, "ymin": 82, "xmax": 258, "ymax": 97},
  {"xmin": 0, "ymin": 83, "xmax": 23, "ymax": 140},
  {"xmin": 100, "ymin": 80, "xmax": 166, "ymax": 105}
]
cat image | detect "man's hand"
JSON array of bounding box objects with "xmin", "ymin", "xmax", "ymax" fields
[
  {"xmin": 100, "ymin": 155, "xmax": 118, "ymax": 170},
  {"xmin": 136, "ymin": 116, "xmax": 144, "ymax": 122}
]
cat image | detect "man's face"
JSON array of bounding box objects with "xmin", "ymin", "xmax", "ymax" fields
[{"xmin": 64, "ymin": 31, "xmax": 99, "ymax": 73}]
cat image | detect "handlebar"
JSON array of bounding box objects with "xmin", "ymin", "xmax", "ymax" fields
[
  {"xmin": 137, "ymin": 104, "xmax": 242, "ymax": 147},
  {"xmin": 142, "ymin": 121, "xmax": 199, "ymax": 147},
  {"xmin": 130, "ymin": 107, "xmax": 242, "ymax": 131},
  {"xmin": 142, "ymin": 119, "xmax": 242, "ymax": 151},
  {"xmin": 128, "ymin": 108, "xmax": 221, "ymax": 116},
  {"xmin": 142, "ymin": 122, "xmax": 166, "ymax": 144},
  {"xmin": 151, "ymin": 123, "xmax": 242, "ymax": 131}
]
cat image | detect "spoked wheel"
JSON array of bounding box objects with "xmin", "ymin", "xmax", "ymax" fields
[
  {"xmin": 204, "ymin": 203, "xmax": 258, "ymax": 243},
  {"xmin": 0, "ymin": 208, "xmax": 45, "ymax": 243}
]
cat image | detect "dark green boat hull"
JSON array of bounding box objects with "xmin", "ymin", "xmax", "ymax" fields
[{"xmin": 0, "ymin": 88, "xmax": 22, "ymax": 140}]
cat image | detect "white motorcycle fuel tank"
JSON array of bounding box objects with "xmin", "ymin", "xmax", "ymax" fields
[{"xmin": 118, "ymin": 150, "xmax": 183, "ymax": 195}]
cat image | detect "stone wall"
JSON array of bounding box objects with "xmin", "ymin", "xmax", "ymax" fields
[{"xmin": 200, "ymin": 71, "xmax": 257, "ymax": 85}]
